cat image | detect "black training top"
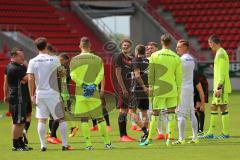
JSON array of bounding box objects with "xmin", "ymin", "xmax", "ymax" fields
[
  {"xmin": 131, "ymin": 56, "xmax": 149, "ymax": 97},
  {"xmin": 5, "ymin": 62, "xmax": 30, "ymax": 103}
]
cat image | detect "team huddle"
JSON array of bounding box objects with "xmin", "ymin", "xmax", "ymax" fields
[{"xmin": 3, "ymin": 33, "xmax": 231, "ymax": 151}]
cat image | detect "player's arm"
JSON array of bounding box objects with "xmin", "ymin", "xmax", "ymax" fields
[
  {"xmin": 28, "ymin": 73, "xmax": 36, "ymax": 104},
  {"xmin": 115, "ymin": 55, "xmax": 128, "ymax": 97},
  {"xmin": 70, "ymin": 58, "xmax": 82, "ymax": 85},
  {"xmin": 215, "ymin": 55, "xmax": 228, "ymax": 97},
  {"xmin": 3, "ymin": 74, "xmax": 9, "ymax": 103},
  {"xmin": 148, "ymin": 55, "xmax": 154, "ymax": 97},
  {"xmin": 27, "ymin": 60, "xmax": 36, "ymax": 104},
  {"xmin": 116, "ymin": 67, "xmax": 128, "ymax": 97},
  {"xmin": 134, "ymin": 68, "xmax": 148, "ymax": 94},
  {"xmin": 94, "ymin": 62, "xmax": 104, "ymax": 86},
  {"xmin": 175, "ymin": 59, "xmax": 182, "ymax": 104},
  {"xmin": 196, "ymin": 82, "xmax": 205, "ymax": 111}
]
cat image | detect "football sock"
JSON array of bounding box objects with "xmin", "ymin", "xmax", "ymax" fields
[
  {"xmin": 207, "ymin": 111, "xmax": 218, "ymax": 135},
  {"xmin": 98, "ymin": 120, "xmax": 111, "ymax": 144},
  {"xmin": 199, "ymin": 111, "xmax": 205, "ymax": 132},
  {"xmin": 59, "ymin": 121, "xmax": 68, "ymax": 147},
  {"xmin": 37, "ymin": 122, "xmax": 46, "ymax": 148},
  {"xmin": 195, "ymin": 112, "xmax": 200, "ymax": 132},
  {"xmin": 190, "ymin": 110, "xmax": 198, "ymax": 140},
  {"xmin": 118, "ymin": 112, "xmax": 127, "ymax": 137},
  {"xmin": 13, "ymin": 139, "xmax": 18, "ymax": 148},
  {"xmin": 92, "ymin": 119, "xmax": 97, "ymax": 127},
  {"xmin": 142, "ymin": 127, "xmax": 148, "ymax": 134},
  {"xmin": 25, "ymin": 121, "xmax": 30, "ymax": 132},
  {"xmin": 103, "ymin": 107, "xmax": 110, "ymax": 126},
  {"xmin": 48, "ymin": 119, "xmax": 53, "ymax": 132},
  {"xmin": 168, "ymin": 113, "xmax": 176, "ymax": 139},
  {"xmin": 81, "ymin": 122, "xmax": 92, "ymax": 147},
  {"xmin": 50, "ymin": 120, "xmax": 59, "ymax": 138},
  {"xmin": 222, "ymin": 111, "xmax": 229, "ymax": 135},
  {"xmin": 157, "ymin": 115, "xmax": 163, "ymax": 134},
  {"xmin": 148, "ymin": 115, "xmax": 158, "ymax": 140},
  {"xmin": 178, "ymin": 115, "xmax": 186, "ymax": 141}
]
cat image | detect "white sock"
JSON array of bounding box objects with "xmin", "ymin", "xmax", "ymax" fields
[
  {"xmin": 190, "ymin": 110, "xmax": 198, "ymax": 140},
  {"xmin": 164, "ymin": 113, "xmax": 168, "ymax": 133},
  {"xmin": 178, "ymin": 115, "xmax": 186, "ymax": 141},
  {"xmin": 37, "ymin": 122, "xmax": 46, "ymax": 148},
  {"xmin": 157, "ymin": 116, "xmax": 163, "ymax": 134},
  {"xmin": 59, "ymin": 121, "xmax": 68, "ymax": 147}
]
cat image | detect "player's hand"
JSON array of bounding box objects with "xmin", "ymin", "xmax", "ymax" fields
[
  {"xmin": 200, "ymin": 103, "xmax": 205, "ymax": 112},
  {"xmin": 143, "ymin": 86, "xmax": 149, "ymax": 95},
  {"xmin": 123, "ymin": 89, "xmax": 129, "ymax": 98},
  {"xmin": 215, "ymin": 89, "xmax": 222, "ymax": 98},
  {"xmin": 20, "ymin": 80, "xmax": 27, "ymax": 84},
  {"xmin": 31, "ymin": 95, "xmax": 36, "ymax": 105},
  {"xmin": 3, "ymin": 96, "xmax": 8, "ymax": 103},
  {"xmin": 100, "ymin": 90, "xmax": 105, "ymax": 99}
]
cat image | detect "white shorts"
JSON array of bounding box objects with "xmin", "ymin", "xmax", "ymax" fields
[
  {"xmin": 36, "ymin": 96, "xmax": 64, "ymax": 120},
  {"xmin": 177, "ymin": 91, "xmax": 194, "ymax": 118}
]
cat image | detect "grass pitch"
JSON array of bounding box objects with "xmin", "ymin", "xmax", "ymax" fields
[{"xmin": 0, "ymin": 91, "xmax": 239, "ymax": 160}]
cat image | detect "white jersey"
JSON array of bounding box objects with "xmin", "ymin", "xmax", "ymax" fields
[
  {"xmin": 27, "ymin": 52, "xmax": 61, "ymax": 98},
  {"xmin": 180, "ymin": 53, "xmax": 195, "ymax": 93}
]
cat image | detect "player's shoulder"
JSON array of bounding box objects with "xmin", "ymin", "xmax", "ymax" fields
[
  {"xmin": 181, "ymin": 53, "xmax": 194, "ymax": 61},
  {"xmin": 216, "ymin": 48, "xmax": 228, "ymax": 59}
]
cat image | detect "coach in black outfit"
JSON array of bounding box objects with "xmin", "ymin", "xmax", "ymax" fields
[{"xmin": 5, "ymin": 48, "xmax": 32, "ymax": 151}]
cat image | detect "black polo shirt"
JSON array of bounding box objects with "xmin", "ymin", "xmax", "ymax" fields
[{"xmin": 5, "ymin": 62, "xmax": 30, "ymax": 103}]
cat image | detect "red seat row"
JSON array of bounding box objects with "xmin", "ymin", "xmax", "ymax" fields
[
  {"xmin": 0, "ymin": 0, "xmax": 48, "ymax": 5},
  {"xmin": 176, "ymin": 15, "xmax": 240, "ymax": 23},
  {"xmin": 0, "ymin": 5, "xmax": 55, "ymax": 12},
  {"xmin": 198, "ymin": 35, "xmax": 240, "ymax": 42},
  {"xmin": 0, "ymin": 11, "xmax": 58, "ymax": 18},
  {"xmin": 185, "ymin": 22, "xmax": 240, "ymax": 29},
  {"xmin": 164, "ymin": 2, "xmax": 240, "ymax": 11},
  {"xmin": 200, "ymin": 42, "xmax": 237, "ymax": 50},
  {"xmin": 173, "ymin": 9, "xmax": 240, "ymax": 17}
]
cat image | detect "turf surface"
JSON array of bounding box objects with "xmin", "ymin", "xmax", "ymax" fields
[{"xmin": 0, "ymin": 91, "xmax": 239, "ymax": 160}]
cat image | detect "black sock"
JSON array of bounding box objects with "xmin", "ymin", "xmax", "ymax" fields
[
  {"xmin": 25, "ymin": 121, "xmax": 31, "ymax": 132},
  {"xmin": 199, "ymin": 111, "xmax": 205, "ymax": 132},
  {"xmin": 49, "ymin": 119, "xmax": 54, "ymax": 131},
  {"xmin": 103, "ymin": 108, "xmax": 110, "ymax": 126},
  {"xmin": 92, "ymin": 119, "xmax": 97, "ymax": 127},
  {"xmin": 118, "ymin": 113, "xmax": 127, "ymax": 137},
  {"xmin": 195, "ymin": 112, "xmax": 200, "ymax": 132},
  {"xmin": 18, "ymin": 137, "xmax": 24, "ymax": 147},
  {"xmin": 13, "ymin": 139, "xmax": 19, "ymax": 148},
  {"xmin": 142, "ymin": 127, "xmax": 148, "ymax": 134},
  {"xmin": 50, "ymin": 120, "xmax": 59, "ymax": 138}
]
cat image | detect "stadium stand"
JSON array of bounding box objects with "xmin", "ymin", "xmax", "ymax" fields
[
  {"xmin": 0, "ymin": 0, "xmax": 105, "ymax": 54},
  {"xmin": 0, "ymin": 0, "xmax": 114, "ymax": 94},
  {"xmin": 148, "ymin": 0, "xmax": 239, "ymax": 61}
]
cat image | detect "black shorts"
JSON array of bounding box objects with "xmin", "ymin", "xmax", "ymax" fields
[
  {"xmin": 26, "ymin": 101, "xmax": 32, "ymax": 114},
  {"xmin": 9, "ymin": 102, "xmax": 28, "ymax": 124},
  {"xmin": 115, "ymin": 92, "xmax": 130, "ymax": 109},
  {"xmin": 194, "ymin": 94, "xmax": 209, "ymax": 107},
  {"xmin": 130, "ymin": 96, "xmax": 149, "ymax": 110}
]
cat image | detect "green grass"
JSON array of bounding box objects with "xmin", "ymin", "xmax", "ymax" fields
[{"xmin": 0, "ymin": 91, "xmax": 240, "ymax": 160}]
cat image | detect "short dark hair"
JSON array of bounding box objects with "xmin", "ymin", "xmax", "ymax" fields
[
  {"xmin": 80, "ymin": 37, "xmax": 90, "ymax": 48},
  {"xmin": 35, "ymin": 37, "xmax": 47, "ymax": 51},
  {"xmin": 10, "ymin": 47, "xmax": 23, "ymax": 57},
  {"xmin": 178, "ymin": 39, "xmax": 189, "ymax": 48},
  {"xmin": 135, "ymin": 44, "xmax": 146, "ymax": 55},
  {"xmin": 147, "ymin": 41, "xmax": 158, "ymax": 48},
  {"xmin": 120, "ymin": 39, "xmax": 132, "ymax": 48},
  {"xmin": 47, "ymin": 43, "xmax": 55, "ymax": 53},
  {"xmin": 59, "ymin": 53, "xmax": 70, "ymax": 60},
  {"xmin": 209, "ymin": 34, "xmax": 221, "ymax": 44},
  {"xmin": 161, "ymin": 33, "xmax": 172, "ymax": 46}
]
